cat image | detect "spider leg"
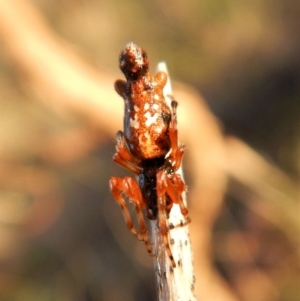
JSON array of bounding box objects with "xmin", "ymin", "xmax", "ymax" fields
[
  {"xmin": 156, "ymin": 170, "xmax": 191, "ymax": 268},
  {"xmin": 109, "ymin": 176, "xmax": 153, "ymax": 255},
  {"xmin": 113, "ymin": 131, "xmax": 141, "ymax": 174},
  {"xmin": 167, "ymin": 98, "xmax": 185, "ymax": 171},
  {"xmin": 156, "ymin": 179, "xmax": 176, "ymax": 268},
  {"xmin": 170, "ymin": 173, "xmax": 191, "ymax": 223},
  {"xmin": 157, "ymin": 170, "xmax": 190, "ymax": 220}
]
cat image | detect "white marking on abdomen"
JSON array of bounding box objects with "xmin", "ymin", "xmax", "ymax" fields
[
  {"xmin": 144, "ymin": 112, "xmax": 159, "ymax": 127},
  {"xmin": 130, "ymin": 115, "xmax": 140, "ymax": 129},
  {"xmin": 152, "ymin": 103, "xmax": 159, "ymax": 110}
]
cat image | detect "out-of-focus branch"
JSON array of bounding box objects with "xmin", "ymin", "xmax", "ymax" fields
[
  {"xmin": 0, "ymin": 163, "xmax": 63, "ymax": 236},
  {"xmin": 226, "ymin": 137, "xmax": 300, "ymax": 252},
  {"xmin": 0, "ymin": 0, "xmax": 122, "ymax": 136}
]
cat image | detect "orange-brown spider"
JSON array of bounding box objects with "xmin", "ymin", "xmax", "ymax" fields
[{"xmin": 109, "ymin": 43, "xmax": 190, "ymax": 268}]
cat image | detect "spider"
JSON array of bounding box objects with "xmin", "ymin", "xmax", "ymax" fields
[{"xmin": 109, "ymin": 43, "xmax": 190, "ymax": 268}]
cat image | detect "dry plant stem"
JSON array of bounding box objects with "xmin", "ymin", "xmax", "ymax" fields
[{"xmin": 152, "ymin": 62, "xmax": 197, "ymax": 301}]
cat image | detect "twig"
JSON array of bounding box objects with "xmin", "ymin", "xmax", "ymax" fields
[{"xmin": 152, "ymin": 62, "xmax": 197, "ymax": 301}]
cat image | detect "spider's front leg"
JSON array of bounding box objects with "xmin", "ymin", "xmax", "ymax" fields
[
  {"xmin": 167, "ymin": 98, "xmax": 185, "ymax": 171},
  {"xmin": 109, "ymin": 176, "xmax": 153, "ymax": 255},
  {"xmin": 112, "ymin": 131, "xmax": 141, "ymax": 175}
]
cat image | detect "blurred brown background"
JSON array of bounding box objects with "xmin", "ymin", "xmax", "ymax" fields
[{"xmin": 0, "ymin": 0, "xmax": 299, "ymax": 301}]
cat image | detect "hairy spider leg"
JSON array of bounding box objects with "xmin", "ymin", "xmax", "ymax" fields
[
  {"xmin": 156, "ymin": 170, "xmax": 177, "ymax": 268},
  {"xmin": 113, "ymin": 131, "xmax": 141, "ymax": 175},
  {"xmin": 170, "ymin": 173, "xmax": 191, "ymax": 224},
  {"xmin": 109, "ymin": 176, "xmax": 153, "ymax": 255},
  {"xmin": 156, "ymin": 170, "xmax": 190, "ymax": 268},
  {"xmin": 157, "ymin": 170, "xmax": 190, "ymax": 221},
  {"xmin": 167, "ymin": 98, "xmax": 185, "ymax": 171}
]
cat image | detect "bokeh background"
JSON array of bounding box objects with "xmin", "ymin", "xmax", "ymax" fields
[{"xmin": 0, "ymin": 0, "xmax": 299, "ymax": 300}]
